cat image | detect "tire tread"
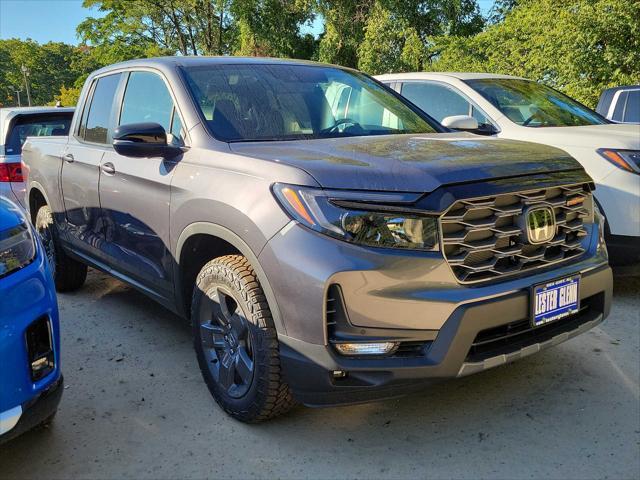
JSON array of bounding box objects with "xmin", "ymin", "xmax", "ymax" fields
[{"xmin": 192, "ymin": 254, "xmax": 296, "ymax": 422}]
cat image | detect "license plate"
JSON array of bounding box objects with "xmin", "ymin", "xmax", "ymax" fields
[{"xmin": 532, "ymin": 276, "xmax": 580, "ymax": 327}]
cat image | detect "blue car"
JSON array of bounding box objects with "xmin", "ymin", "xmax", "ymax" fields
[{"xmin": 0, "ymin": 196, "xmax": 62, "ymax": 443}]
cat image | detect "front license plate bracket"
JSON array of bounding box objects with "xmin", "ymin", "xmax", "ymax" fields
[{"xmin": 531, "ymin": 276, "xmax": 580, "ymax": 327}]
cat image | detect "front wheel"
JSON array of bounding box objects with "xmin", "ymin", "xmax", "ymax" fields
[
  {"xmin": 191, "ymin": 255, "xmax": 296, "ymax": 422},
  {"xmin": 34, "ymin": 205, "xmax": 87, "ymax": 292}
]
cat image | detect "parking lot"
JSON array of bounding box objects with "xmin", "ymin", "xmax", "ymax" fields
[{"xmin": 1, "ymin": 269, "xmax": 638, "ymax": 479}]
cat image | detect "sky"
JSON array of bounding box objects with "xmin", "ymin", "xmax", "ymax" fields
[
  {"xmin": 1, "ymin": 0, "xmax": 495, "ymax": 46},
  {"xmin": 0, "ymin": 0, "xmax": 104, "ymax": 44}
]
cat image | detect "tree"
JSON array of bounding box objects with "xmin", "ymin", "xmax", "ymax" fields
[
  {"xmin": 356, "ymin": 0, "xmax": 484, "ymax": 74},
  {"xmin": 357, "ymin": 2, "xmax": 426, "ymax": 74},
  {"xmin": 231, "ymin": 0, "xmax": 316, "ymax": 58},
  {"xmin": 0, "ymin": 39, "xmax": 87, "ymax": 107},
  {"xmin": 429, "ymin": 0, "xmax": 640, "ymax": 107},
  {"xmin": 78, "ymin": 0, "xmax": 233, "ymax": 56},
  {"xmin": 317, "ymin": 0, "xmax": 375, "ymax": 68},
  {"xmin": 486, "ymin": 0, "xmax": 519, "ymax": 24}
]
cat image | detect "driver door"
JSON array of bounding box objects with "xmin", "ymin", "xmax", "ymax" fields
[{"xmin": 98, "ymin": 70, "xmax": 186, "ymax": 301}]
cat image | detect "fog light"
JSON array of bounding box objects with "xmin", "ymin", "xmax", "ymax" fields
[{"xmin": 334, "ymin": 342, "xmax": 399, "ymax": 356}]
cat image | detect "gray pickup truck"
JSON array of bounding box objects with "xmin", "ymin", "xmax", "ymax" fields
[{"xmin": 23, "ymin": 57, "xmax": 612, "ymax": 422}]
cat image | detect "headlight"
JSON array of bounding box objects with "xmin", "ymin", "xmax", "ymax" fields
[
  {"xmin": 597, "ymin": 149, "xmax": 640, "ymax": 174},
  {"xmin": 273, "ymin": 184, "xmax": 439, "ymax": 251},
  {"xmin": 0, "ymin": 222, "xmax": 36, "ymax": 278}
]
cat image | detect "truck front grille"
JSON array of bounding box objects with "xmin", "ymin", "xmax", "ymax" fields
[{"xmin": 440, "ymin": 184, "xmax": 591, "ymax": 283}]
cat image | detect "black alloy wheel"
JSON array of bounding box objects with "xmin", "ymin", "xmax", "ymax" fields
[{"xmin": 198, "ymin": 286, "xmax": 255, "ymax": 399}]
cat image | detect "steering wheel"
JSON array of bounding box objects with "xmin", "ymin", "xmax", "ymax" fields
[{"xmin": 321, "ymin": 118, "xmax": 360, "ymax": 134}]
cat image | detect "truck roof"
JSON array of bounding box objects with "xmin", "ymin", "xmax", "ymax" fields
[{"xmin": 89, "ymin": 56, "xmax": 354, "ymax": 77}]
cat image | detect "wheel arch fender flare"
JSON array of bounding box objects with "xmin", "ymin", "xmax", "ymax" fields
[
  {"xmin": 174, "ymin": 222, "xmax": 287, "ymax": 336},
  {"xmin": 27, "ymin": 181, "xmax": 54, "ymax": 219}
]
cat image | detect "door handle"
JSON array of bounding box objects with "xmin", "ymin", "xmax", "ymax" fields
[
  {"xmin": 101, "ymin": 162, "xmax": 116, "ymax": 175},
  {"xmin": 62, "ymin": 153, "xmax": 74, "ymax": 163}
]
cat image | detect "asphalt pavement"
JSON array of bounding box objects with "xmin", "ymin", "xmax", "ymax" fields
[{"xmin": 1, "ymin": 269, "xmax": 638, "ymax": 479}]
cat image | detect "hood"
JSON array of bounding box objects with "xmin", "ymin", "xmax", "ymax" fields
[
  {"xmin": 516, "ymin": 123, "xmax": 640, "ymax": 149},
  {"xmin": 230, "ymin": 132, "xmax": 582, "ymax": 192}
]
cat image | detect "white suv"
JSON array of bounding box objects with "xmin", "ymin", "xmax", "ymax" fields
[
  {"xmin": 0, "ymin": 107, "xmax": 74, "ymax": 207},
  {"xmin": 377, "ymin": 73, "xmax": 640, "ymax": 265}
]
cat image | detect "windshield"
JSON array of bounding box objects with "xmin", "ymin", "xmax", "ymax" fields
[
  {"xmin": 5, "ymin": 113, "xmax": 73, "ymax": 155},
  {"xmin": 182, "ymin": 63, "xmax": 439, "ymax": 142},
  {"xmin": 465, "ymin": 79, "xmax": 607, "ymax": 128}
]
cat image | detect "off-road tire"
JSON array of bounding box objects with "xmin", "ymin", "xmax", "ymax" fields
[
  {"xmin": 192, "ymin": 255, "xmax": 296, "ymax": 422},
  {"xmin": 35, "ymin": 205, "xmax": 87, "ymax": 292}
]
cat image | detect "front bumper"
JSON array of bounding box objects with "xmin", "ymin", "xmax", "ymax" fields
[
  {"xmin": 0, "ymin": 237, "xmax": 62, "ymax": 440},
  {"xmin": 0, "ymin": 375, "xmax": 63, "ymax": 444},
  {"xmin": 259, "ymin": 218, "xmax": 612, "ymax": 407},
  {"xmin": 279, "ymin": 265, "xmax": 611, "ymax": 406}
]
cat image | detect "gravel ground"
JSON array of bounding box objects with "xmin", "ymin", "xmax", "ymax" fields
[{"xmin": 1, "ymin": 269, "xmax": 638, "ymax": 480}]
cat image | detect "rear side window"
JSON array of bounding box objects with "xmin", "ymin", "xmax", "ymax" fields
[
  {"xmin": 623, "ymin": 91, "xmax": 640, "ymax": 123},
  {"xmin": 5, "ymin": 113, "xmax": 73, "ymax": 155},
  {"xmin": 82, "ymin": 73, "xmax": 121, "ymax": 144}
]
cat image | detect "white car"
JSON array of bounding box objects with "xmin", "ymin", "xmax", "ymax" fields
[
  {"xmin": 376, "ymin": 72, "xmax": 640, "ymax": 265},
  {"xmin": 0, "ymin": 107, "xmax": 74, "ymax": 208}
]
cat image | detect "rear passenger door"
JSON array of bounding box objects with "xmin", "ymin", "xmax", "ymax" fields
[
  {"xmin": 61, "ymin": 73, "xmax": 121, "ymax": 255},
  {"xmin": 98, "ymin": 70, "xmax": 185, "ymax": 301}
]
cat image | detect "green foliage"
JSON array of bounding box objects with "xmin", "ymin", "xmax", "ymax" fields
[
  {"xmin": 79, "ymin": 0, "xmax": 232, "ymax": 56},
  {"xmin": 357, "ymin": 2, "xmax": 424, "ymax": 74},
  {"xmin": 79, "ymin": 0, "xmax": 314, "ymax": 58},
  {"xmin": 355, "ymin": 0, "xmax": 484, "ymax": 74},
  {"xmin": 317, "ymin": 0, "xmax": 374, "ymax": 68},
  {"xmin": 52, "ymin": 85, "xmax": 82, "ymax": 107},
  {"xmin": 429, "ymin": 0, "xmax": 640, "ymax": 107},
  {"xmin": 231, "ymin": 0, "xmax": 315, "ymax": 57},
  {"xmin": 0, "ymin": 39, "xmax": 86, "ymax": 107}
]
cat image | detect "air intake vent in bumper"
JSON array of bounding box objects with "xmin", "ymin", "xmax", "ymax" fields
[{"xmin": 25, "ymin": 316, "xmax": 55, "ymax": 381}]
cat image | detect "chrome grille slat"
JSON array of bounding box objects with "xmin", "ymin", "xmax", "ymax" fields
[{"xmin": 439, "ymin": 183, "xmax": 591, "ymax": 283}]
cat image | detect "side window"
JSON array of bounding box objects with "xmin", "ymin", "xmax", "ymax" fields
[
  {"xmin": 471, "ymin": 106, "xmax": 494, "ymax": 130},
  {"xmin": 120, "ymin": 72, "xmax": 178, "ymax": 136},
  {"xmin": 612, "ymin": 91, "xmax": 628, "ymax": 121},
  {"xmin": 401, "ymin": 82, "xmax": 471, "ymax": 122},
  {"xmin": 78, "ymin": 82, "xmax": 95, "ymax": 140},
  {"xmin": 170, "ymin": 111, "xmax": 183, "ymax": 140},
  {"xmin": 83, "ymin": 74, "xmax": 121, "ymax": 144},
  {"xmin": 623, "ymin": 91, "xmax": 640, "ymax": 123}
]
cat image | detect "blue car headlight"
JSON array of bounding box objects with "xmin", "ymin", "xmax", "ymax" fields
[{"xmin": 0, "ymin": 222, "xmax": 36, "ymax": 278}]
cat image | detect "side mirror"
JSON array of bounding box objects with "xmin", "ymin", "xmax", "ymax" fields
[
  {"xmin": 113, "ymin": 122, "xmax": 183, "ymax": 159},
  {"xmin": 441, "ymin": 115, "xmax": 479, "ymax": 131}
]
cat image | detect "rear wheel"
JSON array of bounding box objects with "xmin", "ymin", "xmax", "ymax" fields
[
  {"xmin": 34, "ymin": 205, "xmax": 87, "ymax": 292},
  {"xmin": 191, "ymin": 255, "xmax": 296, "ymax": 422}
]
